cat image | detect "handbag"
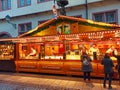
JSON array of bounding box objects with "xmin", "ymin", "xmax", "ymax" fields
[{"xmin": 112, "ymin": 71, "xmax": 118, "ymax": 79}]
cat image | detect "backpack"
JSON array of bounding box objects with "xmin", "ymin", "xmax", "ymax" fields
[{"xmin": 83, "ymin": 58, "xmax": 90, "ymax": 66}]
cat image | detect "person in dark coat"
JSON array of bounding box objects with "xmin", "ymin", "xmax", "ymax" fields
[
  {"xmin": 101, "ymin": 53, "xmax": 114, "ymax": 89},
  {"xmin": 81, "ymin": 53, "xmax": 92, "ymax": 83}
]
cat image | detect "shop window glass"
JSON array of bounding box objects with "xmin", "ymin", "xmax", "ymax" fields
[
  {"xmin": 0, "ymin": 0, "xmax": 11, "ymax": 11},
  {"xmin": 57, "ymin": 24, "xmax": 70, "ymax": 35},
  {"xmin": 0, "ymin": 42, "xmax": 15, "ymax": 60},
  {"xmin": 19, "ymin": 43, "xmax": 40, "ymax": 59},
  {"xmin": 44, "ymin": 42, "xmax": 64, "ymax": 59},
  {"xmin": 65, "ymin": 41, "xmax": 80, "ymax": 60},
  {"xmin": 64, "ymin": 24, "xmax": 70, "ymax": 34},
  {"xmin": 57, "ymin": 24, "xmax": 62, "ymax": 35}
]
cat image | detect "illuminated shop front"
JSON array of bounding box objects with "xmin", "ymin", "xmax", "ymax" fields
[
  {"xmin": 0, "ymin": 15, "xmax": 120, "ymax": 77},
  {"xmin": 0, "ymin": 42, "xmax": 15, "ymax": 60}
]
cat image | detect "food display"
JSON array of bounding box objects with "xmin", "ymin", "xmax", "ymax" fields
[{"xmin": 0, "ymin": 44, "xmax": 15, "ymax": 60}]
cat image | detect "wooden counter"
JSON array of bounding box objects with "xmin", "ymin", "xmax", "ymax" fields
[
  {"xmin": 16, "ymin": 60, "xmax": 39, "ymax": 72},
  {"xmin": 15, "ymin": 59, "xmax": 118, "ymax": 78},
  {"xmin": 39, "ymin": 60, "xmax": 64, "ymax": 74},
  {"xmin": 0, "ymin": 60, "xmax": 16, "ymax": 72}
]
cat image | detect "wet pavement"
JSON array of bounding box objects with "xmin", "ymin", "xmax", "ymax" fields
[{"xmin": 0, "ymin": 72, "xmax": 119, "ymax": 90}]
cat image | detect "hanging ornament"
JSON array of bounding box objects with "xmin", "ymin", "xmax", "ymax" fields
[{"xmin": 52, "ymin": 4, "xmax": 58, "ymax": 19}]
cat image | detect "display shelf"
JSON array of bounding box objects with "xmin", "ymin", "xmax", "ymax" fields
[{"xmin": 0, "ymin": 44, "xmax": 15, "ymax": 60}]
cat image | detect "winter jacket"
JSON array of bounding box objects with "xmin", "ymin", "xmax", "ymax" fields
[
  {"xmin": 81, "ymin": 54, "xmax": 92, "ymax": 72},
  {"xmin": 101, "ymin": 58, "xmax": 114, "ymax": 74}
]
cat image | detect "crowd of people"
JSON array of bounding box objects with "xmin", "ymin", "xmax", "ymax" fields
[{"xmin": 80, "ymin": 44, "xmax": 120, "ymax": 89}]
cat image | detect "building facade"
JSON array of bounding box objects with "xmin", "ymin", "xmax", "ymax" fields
[{"xmin": 0, "ymin": 0, "xmax": 120, "ymax": 38}]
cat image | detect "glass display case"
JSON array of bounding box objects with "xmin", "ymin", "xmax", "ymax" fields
[
  {"xmin": 19, "ymin": 42, "xmax": 65, "ymax": 60},
  {"xmin": 44, "ymin": 42, "xmax": 64, "ymax": 59},
  {"xmin": 65, "ymin": 41, "xmax": 80, "ymax": 60},
  {"xmin": 19, "ymin": 43, "xmax": 40, "ymax": 59},
  {"xmin": 0, "ymin": 43, "xmax": 15, "ymax": 60}
]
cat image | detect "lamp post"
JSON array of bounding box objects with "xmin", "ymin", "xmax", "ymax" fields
[
  {"xmin": 5, "ymin": 15, "xmax": 16, "ymax": 29},
  {"xmin": 54, "ymin": 0, "xmax": 69, "ymax": 16},
  {"xmin": 85, "ymin": 0, "xmax": 88, "ymax": 19}
]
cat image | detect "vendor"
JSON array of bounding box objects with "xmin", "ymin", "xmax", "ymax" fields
[
  {"xmin": 51, "ymin": 47, "xmax": 56, "ymax": 56},
  {"xmin": 106, "ymin": 45, "xmax": 118, "ymax": 56},
  {"xmin": 80, "ymin": 45, "xmax": 88, "ymax": 55},
  {"xmin": 88, "ymin": 44, "xmax": 100, "ymax": 60}
]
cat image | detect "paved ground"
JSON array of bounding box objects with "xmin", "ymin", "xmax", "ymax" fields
[{"xmin": 0, "ymin": 72, "xmax": 120, "ymax": 90}]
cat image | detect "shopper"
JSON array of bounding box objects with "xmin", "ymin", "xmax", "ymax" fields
[
  {"xmin": 81, "ymin": 53, "xmax": 92, "ymax": 83},
  {"xmin": 101, "ymin": 53, "xmax": 114, "ymax": 89}
]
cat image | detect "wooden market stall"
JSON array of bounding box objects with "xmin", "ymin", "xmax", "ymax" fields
[{"xmin": 0, "ymin": 15, "xmax": 120, "ymax": 77}]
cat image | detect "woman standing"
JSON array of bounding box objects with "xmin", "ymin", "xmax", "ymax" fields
[
  {"xmin": 101, "ymin": 53, "xmax": 114, "ymax": 89},
  {"xmin": 81, "ymin": 53, "xmax": 92, "ymax": 83}
]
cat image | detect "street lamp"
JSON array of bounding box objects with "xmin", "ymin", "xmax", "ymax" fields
[
  {"xmin": 55, "ymin": 0, "xmax": 69, "ymax": 15},
  {"xmin": 85, "ymin": 0, "xmax": 88, "ymax": 19},
  {"xmin": 5, "ymin": 15, "xmax": 16, "ymax": 29}
]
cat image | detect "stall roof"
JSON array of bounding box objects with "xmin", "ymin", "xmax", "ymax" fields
[{"xmin": 18, "ymin": 15, "xmax": 120, "ymax": 37}]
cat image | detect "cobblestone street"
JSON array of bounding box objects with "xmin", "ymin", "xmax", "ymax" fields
[{"xmin": 0, "ymin": 72, "xmax": 120, "ymax": 90}]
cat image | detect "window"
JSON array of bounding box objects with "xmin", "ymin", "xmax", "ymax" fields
[
  {"xmin": 0, "ymin": 0, "xmax": 11, "ymax": 11},
  {"xmin": 37, "ymin": 0, "xmax": 52, "ymax": 3},
  {"xmin": 94, "ymin": 13, "xmax": 104, "ymax": 22},
  {"xmin": 18, "ymin": 0, "xmax": 31, "ymax": 7},
  {"xmin": 38, "ymin": 0, "xmax": 44, "ymax": 3},
  {"xmin": 18, "ymin": 23, "xmax": 32, "ymax": 35},
  {"xmin": 93, "ymin": 10, "xmax": 118, "ymax": 24},
  {"xmin": 106, "ymin": 12, "xmax": 116, "ymax": 23}
]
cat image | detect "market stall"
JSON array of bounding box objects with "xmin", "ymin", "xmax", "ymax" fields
[{"xmin": 0, "ymin": 15, "xmax": 120, "ymax": 77}]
